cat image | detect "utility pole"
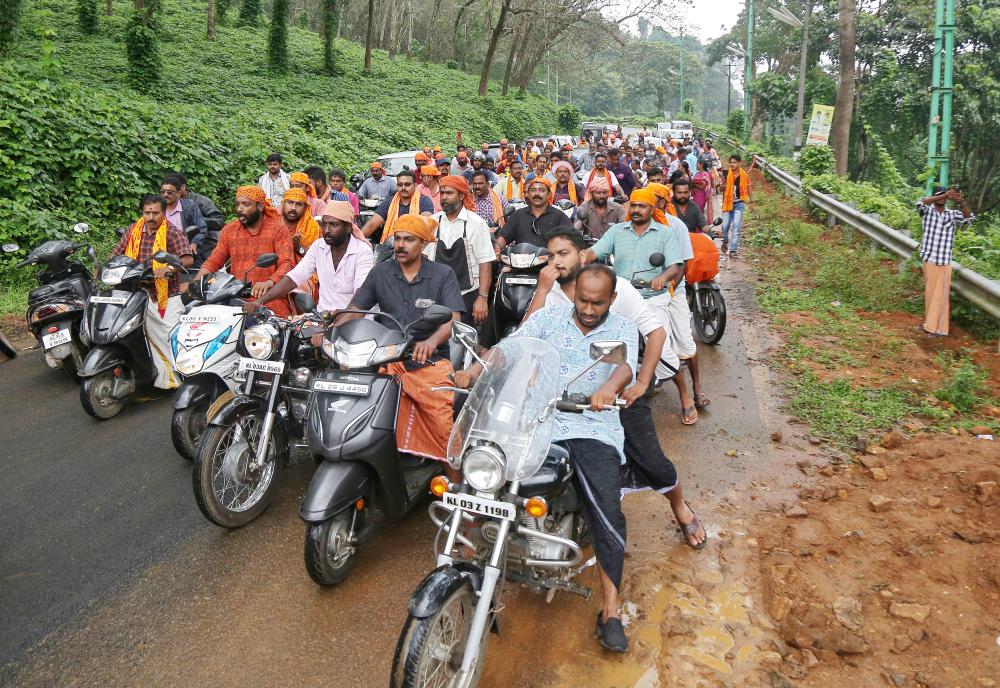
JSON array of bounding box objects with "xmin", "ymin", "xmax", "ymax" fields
[
  {"xmin": 926, "ymin": 0, "xmax": 955, "ymax": 192},
  {"xmin": 794, "ymin": 1, "xmax": 810, "ymax": 153},
  {"xmin": 744, "ymin": 0, "xmax": 754, "ymax": 144},
  {"xmin": 679, "ymin": 28, "xmax": 685, "ymax": 110},
  {"xmin": 726, "ymin": 61, "xmax": 735, "ymax": 117}
]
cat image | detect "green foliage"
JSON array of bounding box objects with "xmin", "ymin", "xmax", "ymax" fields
[
  {"xmin": 805, "ymin": 173, "xmax": 922, "ymax": 238},
  {"xmin": 77, "ymin": 0, "xmax": 98, "ymax": 34},
  {"xmin": 218, "ymin": 0, "xmax": 233, "ymax": 24},
  {"xmin": 727, "ymin": 109, "xmax": 744, "ymax": 139},
  {"xmin": 934, "ymin": 354, "xmax": 990, "ymax": 412},
  {"xmin": 0, "ymin": 0, "xmax": 24, "ymax": 54},
  {"xmin": 681, "ymin": 98, "xmax": 695, "ymax": 116},
  {"xmin": 321, "ymin": 0, "xmax": 338, "ymax": 75},
  {"xmin": 239, "ymin": 0, "xmax": 260, "ymax": 26},
  {"xmin": 790, "ymin": 373, "xmax": 914, "ymax": 446},
  {"xmin": 125, "ymin": 9, "xmax": 161, "ymax": 90},
  {"xmin": 267, "ymin": 0, "xmax": 289, "ymax": 72},
  {"xmin": 752, "ymin": 72, "xmax": 797, "ymax": 118},
  {"xmin": 798, "ymin": 145, "xmax": 835, "ymax": 178},
  {"xmin": 558, "ymin": 104, "xmax": 582, "ymax": 133},
  {"xmin": 859, "ymin": 122, "xmax": 908, "ymax": 194}
]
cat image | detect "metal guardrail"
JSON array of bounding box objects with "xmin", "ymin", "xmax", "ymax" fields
[{"xmin": 695, "ymin": 128, "xmax": 1000, "ymax": 325}]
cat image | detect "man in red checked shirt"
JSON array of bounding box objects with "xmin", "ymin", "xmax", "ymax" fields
[{"xmin": 190, "ymin": 185, "xmax": 295, "ymax": 317}]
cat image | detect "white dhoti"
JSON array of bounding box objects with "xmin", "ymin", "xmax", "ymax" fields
[
  {"xmin": 145, "ymin": 295, "xmax": 184, "ymax": 389},
  {"xmin": 647, "ymin": 289, "xmax": 697, "ymax": 382}
]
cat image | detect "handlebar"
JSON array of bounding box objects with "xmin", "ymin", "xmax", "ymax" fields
[
  {"xmin": 631, "ymin": 278, "xmax": 652, "ymax": 289},
  {"xmin": 555, "ymin": 396, "xmax": 627, "ymax": 413}
]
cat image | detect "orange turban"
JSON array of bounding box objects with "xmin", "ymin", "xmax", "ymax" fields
[
  {"xmin": 415, "ymin": 152, "xmax": 430, "ymax": 164},
  {"xmin": 236, "ymin": 185, "xmax": 278, "ymax": 219},
  {"xmin": 629, "ymin": 188, "xmax": 658, "ymax": 208},
  {"xmin": 646, "ymin": 183, "xmax": 671, "ymax": 202},
  {"xmin": 290, "ymin": 171, "xmax": 316, "ymax": 197},
  {"xmin": 283, "ymin": 187, "xmax": 309, "ymax": 204},
  {"xmin": 526, "ymin": 176, "xmax": 551, "ymax": 193},
  {"xmin": 420, "ymin": 164, "xmax": 441, "ymax": 177},
  {"xmin": 439, "ymin": 175, "xmax": 475, "ymax": 210},
  {"xmin": 393, "ymin": 214, "xmax": 438, "ymax": 243}
]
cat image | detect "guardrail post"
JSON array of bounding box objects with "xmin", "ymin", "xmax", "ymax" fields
[
  {"xmin": 825, "ymin": 195, "xmax": 838, "ymax": 229},
  {"xmin": 843, "ymin": 202, "xmax": 856, "ymax": 239},
  {"xmin": 867, "ymin": 214, "xmax": 881, "ymax": 254}
]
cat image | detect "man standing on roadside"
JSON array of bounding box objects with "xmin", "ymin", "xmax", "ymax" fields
[
  {"xmin": 258, "ymin": 153, "xmax": 290, "ymax": 208},
  {"xmin": 721, "ymin": 154, "xmax": 751, "ymax": 257},
  {"xmin": 917, "ymin": 186, "xmax": 974, "ymax": 337}
]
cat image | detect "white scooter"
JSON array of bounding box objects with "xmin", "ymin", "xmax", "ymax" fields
[{"xmin": 168, "ymin": 254, "xmax": 278, "ymax": 460}]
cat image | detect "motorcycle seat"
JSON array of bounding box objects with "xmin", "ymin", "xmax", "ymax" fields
[{"xmin": 29, "ymin": 285, "xmax": 62, "ymax": 302}]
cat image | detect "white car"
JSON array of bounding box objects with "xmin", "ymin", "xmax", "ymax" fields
[{"xmin": 376, "ymin": 150, "xmax": 422, "ymax": 176}]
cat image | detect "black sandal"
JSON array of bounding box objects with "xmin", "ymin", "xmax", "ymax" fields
[{"xmin": 677, "ymin": 503, "xmax": 707, "ymax": 550}]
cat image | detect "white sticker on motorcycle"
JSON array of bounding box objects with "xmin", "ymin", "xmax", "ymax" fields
[
  {"xmin": 505, "ymin": 277, "xmax": 537, "ymax": 286},
  {"xmin": 89, "ymin": 295, "xmax": 128, "ymax": 305},
  {"xmin": 180, "ymin": 314, "xmax": 219, "ymax": 323},
  {"xmin": 442, "ymin": 492, "xmax": 516, "ymax": 521},
  {"xmin": 237, "ymin": 357, "xmax": 285, "ymax": 374},
  {"xmin": 314, "ymin": 380, "xmax": 370, "ymax": 395},
  {"xmin": 41, "ymin": 329, "xmax": 72, "ymax": 349}
]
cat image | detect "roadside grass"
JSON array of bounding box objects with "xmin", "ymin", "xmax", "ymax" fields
[{"xmin": 745, "ymin": 181, "xmax": 998, "ymax": 446}]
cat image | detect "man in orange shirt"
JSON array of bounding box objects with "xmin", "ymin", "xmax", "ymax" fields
[{"xmin": 191, "ymin": 185, "xmax": 295, "ymax": 317}]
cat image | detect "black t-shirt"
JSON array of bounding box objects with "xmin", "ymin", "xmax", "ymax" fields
[
  {"xmin": 374, "ymin": 193, "xmax": 435, "ymax": 220},
  {"xmin": 673, "ymin": 201, "xmax": 706, "ymax": 233},
  {"xmin": 499, "ymin": 206, "xmax": 575, "ymax": 247}
]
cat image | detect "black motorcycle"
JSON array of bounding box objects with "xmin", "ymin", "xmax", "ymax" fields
[
  {"xmin": 488, "ymin": 243, "xmax": 548, "ymax": 342},
  {"xmin": 688, "ymin": 218, "xmax": 727, "ymax": 345},
  {"xmin": 192, "ymin": 292, "xmax": 323, "ymax": 529},
  {"xmin": 77, "ymin": 250, "xmax": 187, "ymax": 419},
  {"xmin": 9, "ymin": 223, "xmax": 96, "ymax": 379},
  {"xmin": 300, "ymin": 303, "xmax": 454, "ymax": 586}
]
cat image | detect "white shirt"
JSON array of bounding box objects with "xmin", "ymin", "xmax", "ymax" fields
[
  {"xmin": 494, "ymin": 176, "xmax": 525, "ymax": 201},
  {"xmin": 284, "ymin": 234, "xmax": 374, "ymax": 312},
  {"xmin": 544, "ymin": 277, "xmax": 663, "ymax": 337},
  {"xmin": 257, "ymin": 170, "xmax": 291, "ymax": 208},
  {"xmin": 663, "ymin": 214, "xmax": 694, "ymax": 296},
  {"xmin": 423, "ymin": 208, "xmax": 494, "ymax": 295}
]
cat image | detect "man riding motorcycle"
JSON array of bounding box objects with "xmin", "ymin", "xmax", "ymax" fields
[{"xmin": 495, "ymin": 177, "xmax": 574, "ymax": 251}]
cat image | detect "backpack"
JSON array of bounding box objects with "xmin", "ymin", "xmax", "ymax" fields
[{"xmin": 686, "ymin": 232, "xmax": 720, "ymax": 283}]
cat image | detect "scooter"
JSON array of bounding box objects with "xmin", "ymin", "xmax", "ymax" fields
[
  {"xmin": 359, "ymin": 197, "xmax": 383, "ymax": 228},
  {"xmin": 77, "ymin": 251, "xmax": 187, "ymax": 420},
  {"xmin": 7, "ymin": 224, "xmax": 96, "ymax": 379},
  {"xmin": 168, "ymin": 254, "xmax": 279, "ymax": 460},
  {"xmin": 488, "ymin": 243, "xmax": 549, "ymax": 342},
  {"xmin": 299, "ymin": 303, "xmax": 454, "ymax": 586}
]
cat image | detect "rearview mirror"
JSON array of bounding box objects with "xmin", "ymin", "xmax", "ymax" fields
[
  {"xmin": 72, "ymin": 223, "xmax": 90, "ymax": 234},
  {"xmin": 421, "ymin": 304, "xmax": 453, "ymax": 327},
  {"xmin": 451, "ymin": 321, "xmax": 478, "ymax": 344},
  {"xmin": 293, "ymin": 292, "xmax": 316, "ymax": 313},
  {"xmin": 589, "ymin": 340, "xmax": 628, "ymax": 366},
  {"xmin": 116, "ymin": 226, "xmax": 128, "ymax": 237},
  {"xmin": 151, "ymin": 251, "xmax": 184, "ymax": 269},
  {"xmin": 256, "ymin": 253, "xmax": 279, "ymax": 269},
  {"xmin": 2, "ymin": 243, "xmax": 19, "ymax": 253},
  {"xmin": 648, "ymin": 252, "xmax": 665, "ymax": 268},
  {"xmin": 504, "ymin": 204, "xmax": 518, "ymax": 218}
]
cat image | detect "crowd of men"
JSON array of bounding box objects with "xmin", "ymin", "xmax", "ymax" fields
[{"xmin": 112, "ymin": 129, "xmax": 764, "ymax": 654}]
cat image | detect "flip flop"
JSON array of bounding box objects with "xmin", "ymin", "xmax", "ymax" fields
[
  {"xmin": 677, "ymin": 504, "xmax": 708, "ymax": 550},
  {"xmin": 681, "ymin": 405, "xmax": 698, "ymax": 425},
  {"xmin": 694, "ymin": 392, "xmax": 710, "ymax": 409}
]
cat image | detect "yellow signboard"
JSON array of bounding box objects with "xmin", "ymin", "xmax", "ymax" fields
[{"xmin": 806, "ymin": 104, "xmax": 835, "ymax": 146}]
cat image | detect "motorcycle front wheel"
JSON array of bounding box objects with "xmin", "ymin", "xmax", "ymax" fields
[
  {"xmin": 692, "ymin": 289, "xmax": 727, "ymax": 345},
  {"xmin": 170, "ymin": 396, "xmax": 212, "ymax": 461},
  {"xmin": 193, "ymin": 409, "xmax": 285, "ymax": 528},
  {"xmin": 304, "ymin": 510, "xmax": 358, "ymax": 586},
  {"xmin": 80, "ymin": 369, "xmax": 126, "ymax": 420},
  {"xmin": 391, "ymin": 583, "xmax": 485, "ymax": 688}
]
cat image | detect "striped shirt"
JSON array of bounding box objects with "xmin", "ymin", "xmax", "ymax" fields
[{"xmin": 917, "ymin": 202, "xmax": 973, "ymax": 265}]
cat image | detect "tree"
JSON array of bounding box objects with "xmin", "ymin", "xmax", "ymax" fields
[
  {"xmin": 106, "ymin": 0, "xmax": 113, "ymax": 15},
  {"xmin": 831, "ymin": 0, "xmax": 855, "ymax": 175},
  {"xmin": 0, "ymin": 0, "xmax": 24, "ymax": 55},
  {"xmin": 239, "ymin": 0, "xmax": 260, "ymax": 26},
  {"xmin": 125, "ymin": 0, "xmax": 161, "ymax": 91},
  {"xmin": 478, "ymin": 0, "xmax": 514, "ymax": 96},
  {"xmin": 78, "ymin": 0, "xmax": 99, "ymax": 32},
  {"xmin": 363, "ymin": 0, "xmax": 374, "ymax": 71},
  {"xmin": 321, "ymin": 0, "xmax": 339, "ymax": 74},
  {"xmin": 207, "ymin": 0, "xmax": 216, "ymax": 39},
  {"xmin": 268, "ymin": 0, "xmax": 289, "ymax": 70}
]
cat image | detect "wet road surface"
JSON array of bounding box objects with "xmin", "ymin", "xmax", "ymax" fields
[{"xmin": 2, "ymin": 253, "xmax": 799, "ymax": 687}]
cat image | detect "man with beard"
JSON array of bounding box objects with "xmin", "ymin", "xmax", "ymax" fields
[
  {"xmin": 575, "ymin": 178, "xmax": 626, "ymax": 239},
  {"xmin": 192, "ymin": 185, "xmax": 295, "ymax": 317},
  {"xmin": 550, "ymin": 161, "xmax": 584, "ymax": 206},
  {"xmin": 455, "ymin": 264, "xmax": 639, "ymax": 652},
  {"xmin": 358, "ymin": 161, "xmax": 397, "ymax": 200},
  {"xmin": 525, "ymin": 153, "xmax": 549, "ymax": 183},
  {"xmin": 289, "ymin": 171, "xmax": 327, "ymax": 217},
  {"xmin": 494, "ymin": 158, "xmax": 526, "ymax": 202},
  {"xmin": 279, "ymin": 188, "xmax": 322, "ymax": 302},
  {"xmin": 524, "ymin": 228, "xmax": 708, "ymax": 549},
  {"xmin": 250, "ymin": 200, "xmax": 375, "ymax": 313},
  {"xmin": 496, "ymin": 176, "xmax": 575, "ymax": 250},
  {"xmin": 361, "ymin": 169, "xmax": 434, "ymax": 241},
  {"xmin": 333, "ymin": 215, "xmax": 465, "ymax": 468},
  {"xmin": 669, "ymin": 179, "xmax": 710, "ymax": 233},
  {"xmin": 426, "ymin": 175, "xmax": 494, "ymax": 325},
  {"xmin": 607, "ymin": 148, "xmax": 637, "ymax": 196},
  {"xmin": 583, "ymin": 153, "xmax": 624, "ymax": 199},
  {"xmin": 471, "ymin": 169, "xmax": 507, "ymax": 228}
]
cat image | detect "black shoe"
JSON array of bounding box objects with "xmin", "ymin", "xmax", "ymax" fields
[{"xmin": 595, "ymin": 613, "xmax": 628, "ymax": 652}]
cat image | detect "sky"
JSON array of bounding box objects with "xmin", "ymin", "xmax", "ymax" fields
[{"xmin": 679, "ymin": 0, "xmax": 746, "ymax": 41}]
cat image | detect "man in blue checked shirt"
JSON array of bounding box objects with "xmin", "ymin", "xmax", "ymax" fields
[
  {"xmin": 917, "ymin": 186, "xmax": 973, "ymax": 337},
  {"xmin": 454, "ymin": 264, "xmax": 639, "ymax": 654}
]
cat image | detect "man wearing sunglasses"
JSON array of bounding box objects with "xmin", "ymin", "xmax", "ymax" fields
[{"xmin": 495, "ymin": 177, "xmax": 576, "ymax": 251}]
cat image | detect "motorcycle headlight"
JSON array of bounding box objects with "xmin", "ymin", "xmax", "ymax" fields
[
  {"xmin": 509, "ymin": 253, "xmax": 533, "ymax": 269},
  {"xmin": 243, "ymin": 323, "xmax": 279, "ymax": 360},
  {"xmin": 462, "ymin": 445, "xmax": 506, "ymax": 493},
  {"xmin": 119, "ymin": 312, "xmax": 143, "ymax": 335},
  {"xmin": 370, "ymin": 342, "xmax": 406, "ymax": 365},
  {"xmin": 101, "ymin": 266, "xmax": 127, "ymax": 286},
  {"xmin": 324, "ymin": 338, "xmax": 377, "ymax": 367},
  {"xmin": 174, "ymin": 347, "xmax": 204, "ymax": 375}
]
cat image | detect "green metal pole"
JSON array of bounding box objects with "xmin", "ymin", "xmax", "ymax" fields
[
  {"xmin": 925, "ymin": 0, "xmax": 944, "ymax": 193},
  {"xmin": 680, "ymin": 43, "xmax": 685, "ymax": 109},
  {"xmin": 744, "ymin": 0, "xmax": 753, "ymax": 143},
  {"xmin": 940, "ymin": 0, "xmax": 955, "ymax": 187}
]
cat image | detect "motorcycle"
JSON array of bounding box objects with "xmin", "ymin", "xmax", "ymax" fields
[
  {"xmin": 688, "ymin": 219, "xmax": 727, "ymax": 345},
  {"xmin": 8, "ymin": 224, "xmax": 96, "ymax": 379},
  {"xmin": 77, "ymin": 250, "xmax": 187, "ymax": 419},
  {"xmin": 488, "ymin": 243, "xmax": 548, "ymax": 342},
  {"xmin": 299, "ymin": 302, "xmax": 455, "ymax": 586},
  {"xmin": 391, "ymin": 333, "xmax": 628, "ymax": 688},
  {"xmin": 554, "ymin": 198, "xmax": 577, "ymax": 223},
  {"xmin": 359, "ymin": 197, "xmax": 383, "ymax": 228},
  {"xmin": 192, "ymin": 292, "xmax": 324, "ymax": 528},
  {"xmin": 168, "ymin": 254, "xmax": 279, "ymax": 460}
]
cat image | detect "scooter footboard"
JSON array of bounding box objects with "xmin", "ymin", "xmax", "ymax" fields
[{"xmin": 299, "ymin": 460, "xmax": 373, "ymax": 523}]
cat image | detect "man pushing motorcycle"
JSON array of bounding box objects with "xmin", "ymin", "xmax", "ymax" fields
[{"xmin": 455, "ymin": 263, "xmax": 639, "ymax": 652}]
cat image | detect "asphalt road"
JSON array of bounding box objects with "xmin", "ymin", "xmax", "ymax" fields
[{"xmin": 0, "ymin": 356, "xmax": 209, "ymax": 666}]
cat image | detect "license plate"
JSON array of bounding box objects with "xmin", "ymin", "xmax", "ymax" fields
[
  {"xmin": 90, "ymin": 295, "xmax": 128, "ymax": 305},
  {"xmin": 313, "ymin": 380, "xmax": 371, "ymax": 395},
  {"xmin": 442, "ymin": 491, "xmax": 516, "ymax": 521},
  {"xmin": 41, "ymin": 329, "xmax": 72, "ymax": 348},
  {"xmin": 180, "ymin": 314, "xmax": 219, "ymax": 323},
  {"xmin": 237, "ymin": 357, "xmax": 285, "ymax": 374},
  {"xmin": 506, "ymin": 277, "xmax": 537, "ymax": 286}
]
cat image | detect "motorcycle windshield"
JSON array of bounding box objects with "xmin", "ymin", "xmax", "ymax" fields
[{"xmin": 447, "ymin": 337, "xmax": 561, "ymax": 482}]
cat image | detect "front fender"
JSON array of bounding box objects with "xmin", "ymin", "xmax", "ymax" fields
[
  {"xmin": 299, "ymin": 460, "xmax": 373, "ymax": 523},
  {"xmin": 173, "ymin": 375, "xmax": 226, "ymax": 410},
  {"xmin": 407, "ymin": 563, "xmax": 481, "ymax": 619},
  {"xmin": 78, "ymin": 345, "xmax": 125, "ymax": 378},
  {"xmin": 208, "ymin": 394, "xmax": 268, "ymax": 427}
]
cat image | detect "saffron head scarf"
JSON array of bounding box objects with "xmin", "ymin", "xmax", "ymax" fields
[
  {"xmin": 290, "ymin": 171, "xmax": 317, "ymax": 197},
  {"xmin": 393, "ymin": 214, "xmax": 438, "ymax": 243},
  {"xmin": 439, "ymin": 175, "xmax": 476, "ymax": 210},
  {"xmin": 237, "ymin": 185, "xmax": 279, "ymax": 219}
]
